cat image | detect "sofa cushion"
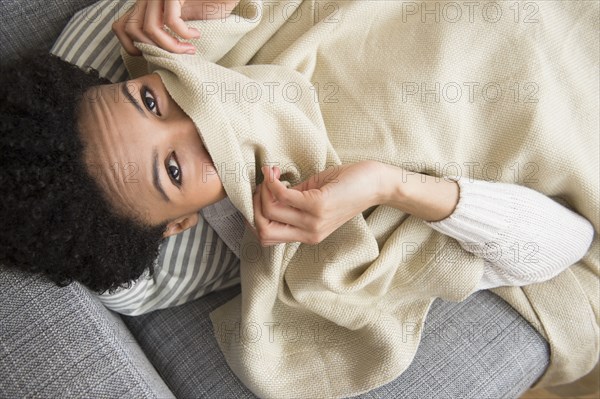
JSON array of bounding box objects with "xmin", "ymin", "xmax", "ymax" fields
[{"xmin": 0, "ymin": 266, "xmax": 174, "ymax": 398}]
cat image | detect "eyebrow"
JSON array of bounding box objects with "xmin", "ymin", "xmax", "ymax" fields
[
  {"xmin": 152, "ymin": 148, "xmax": 170, "ymax": 203},
  {"xmin": 119, "ymin": 83, "xmax": 166, "ymax": 202},
  {"xmin": 121, "ymin": 82, "xmax": 147, "ymax": 118}
]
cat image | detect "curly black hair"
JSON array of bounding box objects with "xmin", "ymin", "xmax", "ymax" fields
[{"xmin": 0, "ymin": 52, "xmax": 167, "ymax": 294}]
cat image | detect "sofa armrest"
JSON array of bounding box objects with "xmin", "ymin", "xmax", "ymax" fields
[{"xmin": 0, "ymin": 266, "xmax": 175, "ymax": 398}]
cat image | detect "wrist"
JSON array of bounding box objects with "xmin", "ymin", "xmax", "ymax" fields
[
  {"xmin": 379, "ymin": 166, "xmax": 460, "ymax": 222},
  {"xmin": 340, "ymin": 160, "xmax": 391, "ymax": 208},
  {"xmin": 377, "ymin": 163, "xmax": 409, "ymax": 207}
]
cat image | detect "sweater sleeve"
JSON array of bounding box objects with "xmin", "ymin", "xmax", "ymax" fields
[{"xmin": 424, "ymin": 176, "xmax": 595, "ymax": 290}]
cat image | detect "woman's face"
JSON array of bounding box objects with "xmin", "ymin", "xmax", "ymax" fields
[{"xmin": 78, "ymin": 73, "xmax": 225, "ymax": 237}]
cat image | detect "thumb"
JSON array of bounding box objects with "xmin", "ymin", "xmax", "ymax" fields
[{"xmin": 262, "ymin": 166, "xmax": 287, "ymax": 197}]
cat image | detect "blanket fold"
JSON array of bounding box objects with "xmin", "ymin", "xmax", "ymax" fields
[{"xmin": 123, "ymin": 1, "xmax": 599, "ymax": 397}]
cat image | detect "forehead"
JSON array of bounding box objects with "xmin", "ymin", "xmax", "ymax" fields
[{"xmin": 77, "ymin": 82, "xmax": 158, "ymax": 223}]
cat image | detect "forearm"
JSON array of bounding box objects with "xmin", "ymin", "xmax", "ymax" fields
[{"xmin": 378, "ymin": 163, "xmax": 459, "ymax": 222}]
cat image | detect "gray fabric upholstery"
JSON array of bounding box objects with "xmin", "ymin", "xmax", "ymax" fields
[
  {"xmin": 123, "ymin": 286, "xmax": 549, "ymax": 398},
  {"xmin": 0, "ymin": 266, "xmax": 175, "ymax": 398},
  {"xmin": 0, "ymin": 0, "xmax": 100, "ymax": 64}
]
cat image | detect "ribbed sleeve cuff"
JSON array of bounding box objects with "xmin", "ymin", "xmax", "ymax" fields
[{"xmin": 424, "ymin": 176, "xmax": 513, "ymax": 246}]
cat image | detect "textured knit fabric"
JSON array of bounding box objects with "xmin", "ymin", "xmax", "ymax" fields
[
  {"xmin": 122, "ymin": 285, "xmax": 549, "ymax": 399},
  {"xmin": 0, "ymin": 265, "xmax": 175, "ymax": 398},
  {"xmin": 121, "ymin": 0, "xmax": 599, "ymax": 397}
]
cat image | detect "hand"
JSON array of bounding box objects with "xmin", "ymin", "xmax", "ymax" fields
[
  {"xmin": 112, "ymin": 0, "xmax": 241, "ymax": 56},
  {"xmin": 247, "ymin": 161, "xmax": 386, "ymax": 246}
]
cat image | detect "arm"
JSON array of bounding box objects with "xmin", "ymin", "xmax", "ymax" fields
[
  {"xmin": 251, "ymin": 162, "xmax": 461, "ymax": 245},
  {"xmin": 252, "ymin": 162, "xmax": 595, "ymax": 287}
]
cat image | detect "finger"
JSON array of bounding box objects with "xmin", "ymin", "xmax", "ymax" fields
[
  {"xmin": 262, "ymin": 166, "xmax": 316, "ymax": 212},
  {"xmin": 252, "ymin": 185, "xmax": 269, "ymax": 230},
  {"xmin": 253, "ymin": 184, "xmax": 309, "ymax": 245},
  {"xmin": 181, "ymin": 0, "xmax": 240, "ymax": 20},
  {"xmin": 113, "ymin": 1, "xmax": 149, "ymax": 56},
  {"xmin": 260, "ymin": 173, "xmax": 306, "ymax": 227},
  {"xmin": 252, "ymin": 186, "xmax": 278, "ymax": 245},
  {"xmin": 164, "ymin": 0, "xmax": 201, "ymax": 40},
  {"xmin": 191, "ymin": 1, "xmax": 225, "ymax": 20},
  {"xmin": 143, "ymin": 0, "xmax": 197, "ymax": 54},
  {"xmin": 272, "ymin": 165, "xmax": 282, "ymax": 180},
  {"xmin": 122, "ymin": 0, "xmax": 166, "ymax": 54}
]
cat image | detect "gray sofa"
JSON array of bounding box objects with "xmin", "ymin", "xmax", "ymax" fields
[{"xmin": 0, "ymin": 1, "xmax": 550, "ymax": 397}]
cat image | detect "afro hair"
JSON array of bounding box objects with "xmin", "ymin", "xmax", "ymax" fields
[{"xmin": 0, "ymin": 52, "xmax": 166, "ymax": 294}]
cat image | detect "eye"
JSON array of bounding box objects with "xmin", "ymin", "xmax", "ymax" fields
[
  {"xmin": 142, "ymin": 87, "xmax": 161, "ymax": 116},
  {"xmin": 167, "ymin": 152, "xmax": 182, "ymax": 186}
]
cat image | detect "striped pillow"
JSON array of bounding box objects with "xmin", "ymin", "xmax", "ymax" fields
[{"xmin": 51, "ymin": 0, "xmax": 241, "ymax": 316}]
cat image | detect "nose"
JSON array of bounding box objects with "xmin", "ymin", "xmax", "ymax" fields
[{"xmin": 160, "ymin": 108, "xmax": 199, "ymax": 142}]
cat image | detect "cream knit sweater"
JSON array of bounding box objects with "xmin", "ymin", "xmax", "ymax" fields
[{"xmin": 123, "ymin": 1, "xmax": 599, "ymax": 397}]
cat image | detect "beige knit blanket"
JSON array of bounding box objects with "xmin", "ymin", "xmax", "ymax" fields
[{"xmin": 123, "ymin": 1, "xmax": 599, "ymax": 397}]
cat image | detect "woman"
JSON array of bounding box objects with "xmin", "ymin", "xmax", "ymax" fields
[
  {"xmin": 0, "ymin": 1, "xmax": 597, "ymax": 396},
  {"xmin": 74, "ymin": 65, "xmax": 594, "ymax": 290}
]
